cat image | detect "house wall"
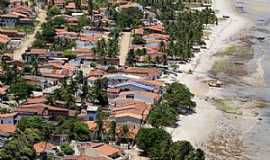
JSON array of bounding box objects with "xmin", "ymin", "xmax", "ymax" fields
[
  {"xmin": 0, "ymin": 17, "xmax": 18, "ymax": 26},
  {"xmin": 76, "ymin": 40, "xmax": 96, "ymax": 49},
  {"xmin": 0, "ymin": 116, "xmax": 16, "ymax": 125},
  {"xmin": 115, "ymin": 116, "xmax": 141, "ymax": 127}
]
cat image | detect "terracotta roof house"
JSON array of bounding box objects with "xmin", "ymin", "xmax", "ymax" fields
[
  {"xmin": 64, "ymin": 155, "xmax": 109, "ymax": 160},
  {"xmin": 33, "ymin": 141, "xmax": 57, "ymax": 155},
  {"xmin": 25, "ymin": 96, "xmax": 48, "ymax": 105},
  {"xmin": 122, "ymin": 67, "xmax": 161, "ymax": 80},
  {"xmin": 0, "ymin": 34, "xmax": 10, "ymax": 44},
  {"xmin": 0, "ymin": 29, "xmax": 25, "ymax": 39},
  {"xmin": 65, "ymin": 2, "xmax": 76, "ymax": 10},
  {"xmin": 118, "ymin": 90, "xmax": 161, "ymax": 105},
  {"xmin": 112, "ymin": 101, "xmax": 151, "ymax": 126},
  {"xmin": 0, "ymin": 124, "xmax": 16, "ymax": 134},
  {"xmin": 15, "ymin": 103, "xmax": 69, "ymax": 120},
  {"xmin": 0, "ymin": 112, "xmax": 18, "ymax": 125},
  {"xmin": 0, "ymin": 13, "xmax": 19, "ymax": 26},
  {"xmin": 88, "ymin": 68, "xmax": 106, "ymax": 78},
  {"xmin": 83, "ymin": 121, "xmax": 97, "ymax": 131},
  {"xmin": 80, "ymin": 143, "xmax": 124, "ymax": 159},
  {"xmin": 0, "ymin": 124, "xmax": 16, "ymax": 148},
  {"xmin": 54, "ymin": 0, "xmax": 65, "ymax": 8}
]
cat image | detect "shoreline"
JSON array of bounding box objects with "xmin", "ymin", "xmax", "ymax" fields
[{"xmin": 166, "ymin": 0, "xmax": 255, "ymax": 152}]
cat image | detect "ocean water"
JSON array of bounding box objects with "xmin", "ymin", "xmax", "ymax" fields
[{"xmin": 233, "ymin": 0, "xmax": 270, "ymax": 159}]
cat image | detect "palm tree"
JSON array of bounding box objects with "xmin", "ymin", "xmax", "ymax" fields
[{"xmin": 109, "ymin": 121, "xmax": 116, "ymax": 141}]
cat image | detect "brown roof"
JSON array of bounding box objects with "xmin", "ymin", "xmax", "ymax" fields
[
  {"xmin": 0, "ymin": 34, "xmax": 10, "ymax": 44},
  {"xmin": 80, "ymin": 34, "xmax": 98, "ymax": 42},
  {"xmin": 0, "ymin": 112, "xmax": 17, "ymax": 118},
  {"xmin": 120, "ymin": 90, "xmax": 161, "ymax": 100},
  {"xmin": 93, "ymin": 144, "xmax": 121, "ymax": 156},
  {"xmin": 25, "ymin": 96, "xmax": 48, "ymax": 105},
  {"xmin": 123, "ymin": 67, "xmax": 161, "ymax": 78},
  {"xmin": 88, "ymin": 69, "xmax": 106, "ymax": 77},
  {"xmin": 0, "ymin": 124, "xmax": 16, "ymax": 134},
  {"xmin": 83, "ymin": 121, "xmax": 97, "ymax": 131},
  {"xmin": 30, "ymin": 49, "xmax": 48, "ymax": 55},
  {"xmin": 65, "ymin": 2, "xmax": 76, "ymax": 9},
  {"xmin": 144, "ymin": 24, "xmax": 165, "ymax": 33},
  {"xmin": 112, "ymin": 102, "xmax": 151, "ymax": 120},
  {"xmin": 64, "ymin": 155, "xmax": 109, "ymax": 160},
  {"xmin": 33, "ymin": 142, "xmax": 56, "ymax": 154},
  {"xmin": 15, "ymin": 103, "xmax": 69, "ymax": 115},
  {"xmin": 107, "ymin": 88, "xmax": 121, "ymax": 94},
  {"xmin": 0, "ymin": 85, "xmax": 8, "ymax": 95}
]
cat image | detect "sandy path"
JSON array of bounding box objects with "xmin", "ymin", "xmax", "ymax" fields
[
  {"xmin": 13, "ymin": 8, "xmax": 47, "ymax": 60},
  {"xmin": 119, "ymin": 32, "xmax": 131, "ymax": 66},
  {"xmin": 166, "ymin": 0, "xmax": 253, "ymax": 147}
]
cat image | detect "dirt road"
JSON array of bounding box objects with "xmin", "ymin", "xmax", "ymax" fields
[
  {"xmin": 13, "ymin": 8, "xmax": 47, "ymax": 60},
  {"xmin": 119, "ymin": 32, "xmax": 132, "ymax": 66}
]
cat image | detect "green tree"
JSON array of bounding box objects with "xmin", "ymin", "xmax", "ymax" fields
[
  {"xmin": 63, "ymin": 49, "xmax": 77, "ymax": 59},
  {"xmin": 48, "ymin": 5, "xmax": 61, "ymax": 17},
  {"xmin": 79, "ymin": 15, "xmax": 91, "ymax": 28},
  {"xmin": 136, "ymin": 128, "xmax": 172, "ymax": 158},
  {"xmin": 148, "ymin": 103, "xmax": 177, "ymax": 128},
  {"xmin": 9, "ymin": 77, "xmax": 33, "ymax": 103},
  {"xmin": 163, "ymin": 82, "xmax": 196, "ymax": 113},
  {"xmin": 108, "ymin": 120, "xmax": 116, "ymax": 141},
  {"xmin": 60, "ymin": 144, "xmax": 74, "ymax": 155},
  {"xmin": 71, "ymin": 121, "xmax": 91, "ymax": 141}
]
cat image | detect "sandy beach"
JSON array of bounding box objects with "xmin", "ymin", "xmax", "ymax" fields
[{"xmin": 166, "ymin": 0, "xmax": 256, "ymax": 156}]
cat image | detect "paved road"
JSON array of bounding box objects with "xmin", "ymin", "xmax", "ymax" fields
[
  {"xmin": 13, "ymin": 8, "xmax": 47, "ymax": 60},
  {"xmin": 119, "ymin": 32, "xmax": 132, "ymax": 66}
]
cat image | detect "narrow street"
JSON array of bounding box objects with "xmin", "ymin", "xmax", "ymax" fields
[
  {"xmin": 13, "ymin": 8, "xmax": 47, "ymax": 60},
  {"xmin": 119, "ymin": 32, "xmax": 131, "ymax": 66}
]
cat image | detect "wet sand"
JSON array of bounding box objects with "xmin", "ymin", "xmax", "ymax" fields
[{"xmin": 166, "ymin": 0, "xmax": 270, "ymax": 159}]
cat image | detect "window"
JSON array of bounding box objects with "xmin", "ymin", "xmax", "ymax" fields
[{"xmin": 126, "ymin": 94, "xmax": 134, "ymax": 99}]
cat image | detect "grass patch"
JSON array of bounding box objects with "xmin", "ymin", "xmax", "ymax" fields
[
  {"xmin": 210, "ymin": 58, "xmax": 247, "ymax": 76},
  {"xmin": 212, "ymin": 99, "xmax": 242, "ymax": 115}
]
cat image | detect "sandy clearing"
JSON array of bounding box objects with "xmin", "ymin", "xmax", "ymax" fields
[{"xmin": 119, "ymin": 32, "xmax": 131, "ymax": 66}]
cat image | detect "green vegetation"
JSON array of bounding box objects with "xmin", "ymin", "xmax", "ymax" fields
[
  {"xmin": 0, "ymin": 0, "xmax": 9, "ymax": 10},
  {"xmin": 212, "ymin": 99, "xmax": 242, "ymax": 115},
  {"xmin": 61, "ymin": 144, "xmax": 74, "ymax": 155},
  {"xmin": 132, "ymin": 34, "xmax": 146, "ymax": 44},
  {"xmin": 0, "ymin": 62, "xmax": 38, "ymax": 103},
  {"xmin": 136, "ymin": 128, "xmax": 205, "ymax": 160},
  {"xmin": 47, "ymin": 71, "xmax": 108, "ymax": 109},
  {"xmin": 148, "ymin": 82, "xmax": 195, "ymax": 128},
  {"xmin": 148, "ymin": 103, "xmax": 177, "ymax": 128},
  {"xmin": 63, "ymin": 49, "xmax": 77, "ymax": 59},
  {"xmin": 48, "ymin": 5, "xmax": 61, "ymax": 17},
  {"xmin": 163, "ymin": 82, "xmax": 196, "ymax": 113},
  {"xmin": 137, "ymin": 0, "xmax": 217, "ymax": 61},
  {"xmin": 0, "ymin": 116, "xmax": 53, "ymax": 159}
]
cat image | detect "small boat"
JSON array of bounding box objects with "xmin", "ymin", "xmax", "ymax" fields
[
  {"xmin": 208, "ymin": 80, "xmax": 223, "ymax": 88},
  {"xmin": 257, "ymin": 37, "xmax": 265, "ymax": 41}
]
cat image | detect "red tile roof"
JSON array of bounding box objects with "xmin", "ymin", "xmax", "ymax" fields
[
  {"xmin": 65, "ymin": 2, "xmax": 76, "ymax": 9},
  {"xmin": 83, "ymin": 121, "xmax": 97, "ymax": 131},
  {"xmin": 0, "ymin": 124, "xmax": 16, "ymax": 134},
  {"xmin": 64, "ymin": 155, "xmax": 109, "ymax": 160},
  {"xmin": 93, "ymin": 144, "xmax": 121, "ymax": 156},
  {"xmin": 0, "ymin": 112, "xmax": 17, "ymax": 118},
  {"xmin": 0, "ymin": 34, "xmax": 10, "ymax": 44},
  {"xmin": 25, "ymin": 96, "xmax": 48, "ymax": 105},
  {"xmin": 33, "ymin": 142, "xmax": 56, "ymax": 154},
  {"xmin": 30, "ymin": 49, "xmax": 48, "ymax": 55}
]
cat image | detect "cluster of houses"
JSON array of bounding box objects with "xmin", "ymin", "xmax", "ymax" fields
[
  {"xmin": 133, "ymin": 21, "xmax": 169, "ymax": 63},
  {"xmin": 0, "ymin": 1, "xmax": 36, "ymax": 51},
  {"xmin": 0, "ymin": 0, "xmax": 175, "ymax": 159},
  {"xmin": 0, "ymin": 55, "xmax": 164, "ymax": 159}
]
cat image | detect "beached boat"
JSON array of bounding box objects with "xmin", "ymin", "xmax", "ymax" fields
[
  {"xmin": 257, "ymin": 37, "xmax": 265, "ymax": 41},
  {"xmin": 208, "ymin": 80, "xmax": 223, "ymax": 87}
]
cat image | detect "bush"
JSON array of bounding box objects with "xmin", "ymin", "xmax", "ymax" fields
[
  {"xmin": 63, "ymin": 49, "xmax": 76, "ymax": 59},
  {"xmin": 60, "ymin": 144, "xmax": 74, "ymax": 155}
]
